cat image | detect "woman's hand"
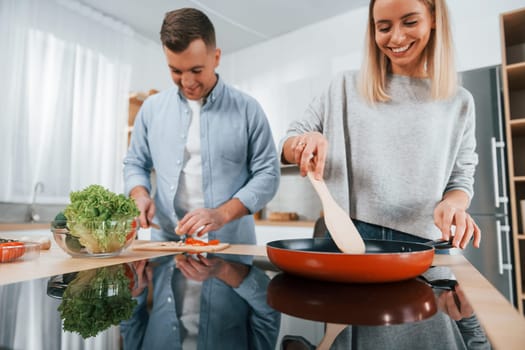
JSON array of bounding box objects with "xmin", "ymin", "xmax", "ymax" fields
[
  {"xmin": 437, "ymin": 285, "xmax": 474, "ymax": 321},
  {"xmin": 282, "ymin": 132, "xmax": 328, "ymax": 179},
  {"xmin": 434, "ymin": 190, "xmax": 481, "ymax": 249}
]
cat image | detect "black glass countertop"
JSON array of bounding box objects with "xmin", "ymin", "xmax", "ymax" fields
[{"xmin": 0, "ymin": 253, "xmax": 491, "ymax": 350}]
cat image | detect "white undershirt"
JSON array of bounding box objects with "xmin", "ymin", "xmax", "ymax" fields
[
  {"xmin": 176, "ymin": 99, "xmax": 205, "ymax": 213},
  {"xmin": 176, "ymin": 99, "xmax": 205, "ymax": 348}
]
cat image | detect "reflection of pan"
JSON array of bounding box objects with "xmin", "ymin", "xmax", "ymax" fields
[
  {"xmin": 267, "ymin": 273, "xmax": 437, "ymax": 326},
  {"xmin": 266, "ymin": 238, "xmax": 452, "ymax": 283}
]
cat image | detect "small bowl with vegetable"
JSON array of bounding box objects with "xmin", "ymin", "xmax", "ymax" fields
[
  {"xmin": 0, "ymin": 238, "xmax": 41, "ymax": 263},
  {"xmin": 51, "ymin": 185, "xmax": 139, "ymax": 258}
]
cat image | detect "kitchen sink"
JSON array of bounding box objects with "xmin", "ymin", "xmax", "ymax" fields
[{"xmin": 0, "ymin": 202, "xmax": 66, "ymax": 224}]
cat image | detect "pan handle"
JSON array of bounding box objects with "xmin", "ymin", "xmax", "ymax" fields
[
  {"xmin": 417, "ymin": 275, "xmax": 458, "ymax": 291},
  {"xmin": 426, "ymin": 238, "xmax": 455, "ymax": 250}
]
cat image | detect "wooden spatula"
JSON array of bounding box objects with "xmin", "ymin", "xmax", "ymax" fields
[
  {"xmin": 316, "ymin": 323, "xmax": 347, "ymax": 350},
  {"xmin": 307, "ymin": 172, "xmax": 366, "ymax": 254}
]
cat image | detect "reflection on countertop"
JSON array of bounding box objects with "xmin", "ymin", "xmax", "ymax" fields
[
  {"xmin": 270, "ymin": 269, "xmax": 491, "ymax": 350},
  {"xmin": 0, "ymin": 239, "xmax": 524, "ymax": 349},
  {"xmin": 1, "ymin": 260, "xmax": 491, "ymax": 350}
]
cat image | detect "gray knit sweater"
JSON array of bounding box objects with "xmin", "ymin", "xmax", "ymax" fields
[{"xmin": 283, "ymin": 71, "xmax": 478, "ymax": 240}]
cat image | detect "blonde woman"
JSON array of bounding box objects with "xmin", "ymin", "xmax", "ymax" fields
[{"xmin": 281, "ymin": 0, "xmax": 481, "ymax": 250}]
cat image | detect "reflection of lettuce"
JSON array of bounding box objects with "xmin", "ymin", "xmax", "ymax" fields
[
  {"xmin": 58, "ymin": 264, "xmax": 137, "ymax": 338},
  {"xmin": 63, "ymin": 185, "xmax": 139, "ymax": 253}
]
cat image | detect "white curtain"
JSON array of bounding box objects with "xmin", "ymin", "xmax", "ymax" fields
[{"xmin": 0, "ymin": 0, "xmax": 133, "ymax": 204}]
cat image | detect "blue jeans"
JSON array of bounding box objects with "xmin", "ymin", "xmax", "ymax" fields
[
  {"xmin": 336, "ymin": 219, "xmax": 449, "ymax": 254},
  {"xmin": 352, "ymin": 219, "xmax": 429, "ymax": 243}
]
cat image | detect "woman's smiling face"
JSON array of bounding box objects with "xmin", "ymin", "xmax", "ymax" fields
[{"xmin": 373, "ymin": 0, "xmax": 435, "ymax": 76}]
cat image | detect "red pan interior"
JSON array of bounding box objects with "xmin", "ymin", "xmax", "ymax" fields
[{"xmin": 266, "ymin": 238, "xmax": 435, "ymax": 283}]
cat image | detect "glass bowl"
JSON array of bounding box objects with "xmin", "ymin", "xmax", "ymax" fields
[{"xmin": 51, "ymin": 219, "xmax": 137, "ymax": 258}]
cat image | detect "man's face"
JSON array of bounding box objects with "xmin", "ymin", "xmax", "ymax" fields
[{"xmin": 164, "ymin": 39, "xmax": 220, "ymax": 100}]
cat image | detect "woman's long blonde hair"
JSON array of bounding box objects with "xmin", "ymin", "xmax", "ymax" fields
[{"xmin": 358, "ymin": 0, "xmax": 457, "ymax": 103}]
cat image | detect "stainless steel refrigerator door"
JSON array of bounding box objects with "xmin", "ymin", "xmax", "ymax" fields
[
  {"xmin": 461, "ymin": 66, "xmax": 509, "ymax": 216},
  {"xmin": 462, "ymin": 215, "xmax": 514, "ymax": 303}
]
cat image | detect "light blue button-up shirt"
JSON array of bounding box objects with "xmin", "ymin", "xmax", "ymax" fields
[
  {"xmin": 123, "ymin": 75, "xmax": 280, "ymax": 251},
  {"xmin": 121, "ymin": 76, "xmax": 281, "ymax": 349}
]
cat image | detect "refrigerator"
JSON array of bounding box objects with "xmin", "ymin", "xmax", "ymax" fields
[{"xmin": 460, "ymin": 65, "xmax": 515, "ymax": 305}]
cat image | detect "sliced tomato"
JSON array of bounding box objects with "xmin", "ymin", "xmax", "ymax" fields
[
  {"xmin": 126, "ymin": 220, "xmax": 138, "ymax": 241},
  {"xmin": 185, "ymin": 237, "xmax": 207, "ymax": 246},
  {"xmin": 0, "ymin": 242, "xmax": 26, "ymax": 263},
  {"xmin": 184, "ymin": 237, "xmax": 221, "ymax": 246},
  {"xmin": 123, "ymin": 263, "xmax": 136, "ymax": 290}
]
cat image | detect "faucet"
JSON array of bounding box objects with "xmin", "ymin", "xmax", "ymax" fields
[{"xmin": 30, "ymin": 182, "xmax": 44, "ymax": 222}]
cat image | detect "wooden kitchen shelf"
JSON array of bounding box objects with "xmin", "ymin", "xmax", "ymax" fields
[
  {"xmin": 507, "ymin": 62, "xmax": 525, "ymax": 89},
  {"xmin": 128, "ymin": 90, "xmax": 158, "ymax": 145},
  {"xmin": 510, "ymin": 119, "xmax": 525, "ymax": 136},
  {"xmin": 501, "ymin": 7, "xmax": 525, "ymax": 314}
]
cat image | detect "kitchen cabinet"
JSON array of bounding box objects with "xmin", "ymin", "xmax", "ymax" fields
[
  {"xmin": 500, "ymin": 7, "xmax": 525, "ymax": 314},
  {"xmin": 128, "ymin": 89, "xmax": 158, "ymax": 145},
  {"xmin": 255, "ymin": 220, "xmax": 314, "ymax": 246}
]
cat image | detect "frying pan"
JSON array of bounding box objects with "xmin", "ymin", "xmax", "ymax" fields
[
  {"xmin": 266, "ymin": 238, "xmax": 453, "ymax": 283},
  {"xmin": 267, "ymin": 273, "xmax": 437, "ymax": 326}
]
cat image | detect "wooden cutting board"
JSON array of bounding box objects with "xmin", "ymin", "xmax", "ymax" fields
[
  {"xmin": 133, "ymin": 240, "xmax": 230, "ymax": 253},
  {"xmin": 132, "ymin": 240, "xmax": 267, "ymax": 256}
]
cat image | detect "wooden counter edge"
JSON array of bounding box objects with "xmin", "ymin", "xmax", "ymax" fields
[
  {"xmin": 0, "ymin": 223, "xmax": 50, "ymax": 231},
  {"xmin": 435, "ymin": 254, "xmax": 525, "ymax": 349}
]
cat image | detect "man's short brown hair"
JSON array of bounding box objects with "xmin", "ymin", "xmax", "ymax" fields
[{"xmin": 160, "ymin": 8, "xmax": 216, "ymax": 52}]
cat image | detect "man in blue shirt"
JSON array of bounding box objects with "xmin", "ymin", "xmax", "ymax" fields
[{"xmin": 121, "ymin": 7, "xmax": 280, "ymax": 350}]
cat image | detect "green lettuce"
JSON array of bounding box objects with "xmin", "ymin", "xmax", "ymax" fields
[{"xmin": 63, "ymin": 185, "xmax": 139, "ymax": 253}]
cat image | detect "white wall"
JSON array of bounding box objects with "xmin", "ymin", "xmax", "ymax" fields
[
  {"xmin": 129, "ymin": 1, "xmax": 525, "ymax": 111},
  {"xmin": 128, "ymin": 1, "xmax": 525, "ymax": 220},
  {"xmin": 128, "ymin": 35, "xmax": 171, "ymax": 93},
  {"xmin": 219, "ymin": 0, "xmax": 525, "ymax": 139}
]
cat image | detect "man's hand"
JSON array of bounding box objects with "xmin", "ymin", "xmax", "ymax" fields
[
  {"xmin": 129, "ymin": 260, "xmax": 153, "ymax": 298},
  {"xmin": 175, "ymin": 198, "xmax": 248, "ymax": 237},
  {"xmin": 175, "ymin": 208, "xmax": 226, "ymax": 236},
  {"xmin": 175, "ymin": 254, "xmax": 250, "ymax": 288},
  {"xmin": 130, "ymin": 186, "xmax": 155, "ymax": 229}
]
